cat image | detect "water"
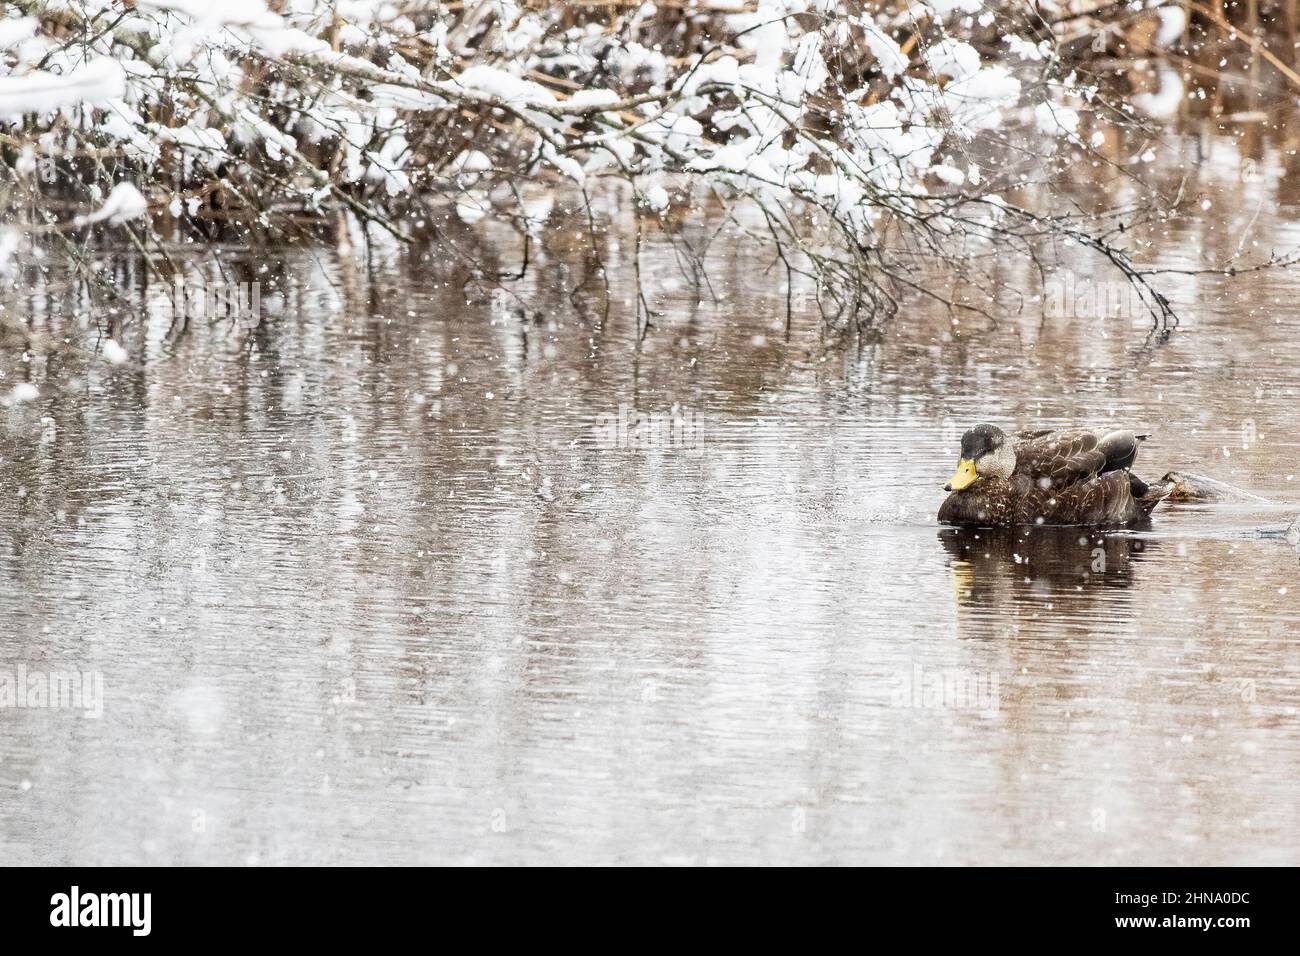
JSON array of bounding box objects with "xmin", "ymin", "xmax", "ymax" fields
[{"xmin": 3, "ymin": 128, "xmax": 1300, "ymax": 865}]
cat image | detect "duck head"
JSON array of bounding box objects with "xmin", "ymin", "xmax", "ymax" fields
[{"xmin": 945, "ymin": 424, "xmax": 1016, "ymax": 491}]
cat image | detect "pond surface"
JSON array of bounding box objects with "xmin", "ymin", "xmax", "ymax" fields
[{"xmin": 2, "ymin": 116, "xmax": 1299, "ymax": 865}]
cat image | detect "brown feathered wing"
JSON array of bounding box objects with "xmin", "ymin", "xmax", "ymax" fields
[{"xmin": 1012, "ymin": 430, "xmax": 1107, "ymax": 489}]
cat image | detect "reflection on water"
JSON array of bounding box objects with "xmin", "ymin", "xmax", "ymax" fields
[
  {"xmin": 939, "ymin": 527, "xmax": 1155, "ymax": 615},
  {"xmin": 3, "ymin": 122, "xmax": 1300, "ymax": 864}
]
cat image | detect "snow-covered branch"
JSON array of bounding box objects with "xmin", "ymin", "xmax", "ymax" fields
[{"xmin": 0, "ymin": 1, "xmax": 1200, "ymax": 325}]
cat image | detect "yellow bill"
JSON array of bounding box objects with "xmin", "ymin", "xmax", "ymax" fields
[{"xmin": 945, "ymin": 458, "xmax": 977, "ymax": 491}]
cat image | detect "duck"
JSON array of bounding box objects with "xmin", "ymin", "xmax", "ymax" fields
[{"xmin": 937, "ymin": 424, "xmax": 1171, "ymax": 527}]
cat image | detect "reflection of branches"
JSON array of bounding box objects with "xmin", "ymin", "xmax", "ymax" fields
[
  {"xmin": 1183, "ymin": 0, "xmax": 1300, "ymax": 91},
  {"xmin": 973, "ymin": 199, "xmax": 1180, "ymax": 333}
]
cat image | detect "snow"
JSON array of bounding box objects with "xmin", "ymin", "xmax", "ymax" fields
[
  {"xmin": 643, "ymin": 184, "xmax": 670, "ymax": 212},
  {"xmin": 136, "ymin": 0, "xmax": 275, "ymax": 23},
  {"xmin": 680, "ymin": 55, "xmax": 741, "ymax": 98},
  {"xmin": 639, "ymin": 112, "xmax": 705, "ymax": 155},
  {"xmin": 735, "ymin": 4, "xmax": 789, "ymax": 71},
  {"xmin": 940, "ymin": 67, "xmax": 1024, "ymax": 135},
  {"xmin": 0, "ymin": 59, "xmax": 126, "ymax": 121},
  {"xmin": 566, "ymin": 89, "xmax": 621, "ymax": 110},
  {"xmin": 541, "ymin": 142, "xmax": 585, "ymax": 184},
  {"xmin": 1154, "ymin": 8, "xmax": 1188, "ymax": 49},
  {"xmin": 366, "ymin": 153, "xmax": 410, "ymax": 196},
  {"xmin": 73, "ymin": 182, "xmax": 149, "ymax": 227},
  {"xmin": 924, "ymin": 39, "xmax": 982, "ymax": 81},
  {"xmin": 452, "ymin": 150, "xmax": 493, "ymax": 175},
  {"xmin": 134, "ymin": 0, "xmax": 329, "ymax": 60},
  {"xmin": 930, "ymin": 164, "xmax": 966, "ymax": 186},
  {"xmin": 235, "ymin": 107, "xmax": 298, "ymax": 162},
  {"xmin": 1003, "ymin": 36, "xmax": 1047, "ymax": 62},
  {"xmin": 791, "ymin": 32, "xmax": 828, "ymax": 95},
  {"xmin": 862, "ymin": 27, "xmax": 909, "ymax": 79},
  {"xmin": 1035, "ymin": 101, "xmax": 1080, "ymax": 137},
  {"xmin": 0, "ymin": 17, "xmax": 38, "ymax": 49},
  {"xmin": 367, "ymin": 85, "xmax": 449, "ymax": 111},
  {"xmin": 456, "ymin": 65, "xmax": 556, "ymax": 107},
  {"xmin": 1131, "ymin": 65, "xmax": 1184, "ymax": 119},
  {"xmin": 152, "ymin": 124, "xmax": 228, "ymax": 170},
  {"xmin": 923, "ymin": 0, "xmax": 984, "ymax": 15},
  {"xmin": 607, "ymin": 42, "xmax": 668, "ymax": 87},
  {"xmin": 951, "ymin": 67, "xmax": 1022, "ymax": 105}
]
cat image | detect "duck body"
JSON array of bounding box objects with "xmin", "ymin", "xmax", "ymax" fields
[{"xmin": 938, "ymin": 427, "xmax": 1170, "ymax": 528}]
